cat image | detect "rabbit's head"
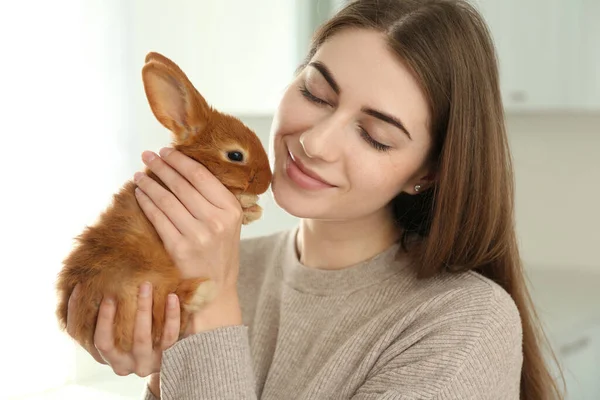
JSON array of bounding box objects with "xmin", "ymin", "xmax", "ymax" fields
[{"xmin": 141, "ymin": 52, "xmax": 272, "ymax": 200}]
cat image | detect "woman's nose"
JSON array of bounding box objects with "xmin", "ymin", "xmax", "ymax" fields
[{"xmin": 298, "ymin": 118, "xmax": 345, "ymax": 162}]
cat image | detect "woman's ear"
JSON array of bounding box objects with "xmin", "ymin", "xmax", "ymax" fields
[{"xmin": 409, "ymin": 171, "xmax": 436, "ymax": 194}]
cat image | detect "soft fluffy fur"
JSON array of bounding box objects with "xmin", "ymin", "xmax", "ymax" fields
[{"xmin": 55, "ymin": 52, "xmax": 272, "ymax": 353}]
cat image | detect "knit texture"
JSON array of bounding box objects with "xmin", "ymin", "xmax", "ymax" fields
[{"xmin": 143, "ymin": 226, "xmax": 523, "ymax": 399}]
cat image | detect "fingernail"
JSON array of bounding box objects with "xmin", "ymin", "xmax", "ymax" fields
[
  {"xmin": 105, "ymin": 296, "xmax": 114, "ymax": 305},
  {"xmin": 134, "ymin": 172, "xmax": 145, "ymax": 182},
  {"xmin": 168, "ymin": 294, "xmax": 177, "ymax": 309},
  {"xmin": 140, "ymin": 282, "xmax": 151, "ymax": 297},
  {"xmin": 159, "ymin": 147, "xmax": 174, "ymax": 157},
  {"xmin": 142, "ymin": 151, "xmax": 156, "ymax": 163}
]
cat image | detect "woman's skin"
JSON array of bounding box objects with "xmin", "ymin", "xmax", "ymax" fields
[{"xmin": 66, "ymin": 28, "xmax": 436, "ymax": 397}]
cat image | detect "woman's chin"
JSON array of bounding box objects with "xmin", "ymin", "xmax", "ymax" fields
[{"xmin": 271, "ymin": 176, "xmax": 329, "ymax": 218}]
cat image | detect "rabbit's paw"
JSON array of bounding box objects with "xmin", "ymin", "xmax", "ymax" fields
[
  {"xmin": 242, "ymin": 205, "xmax": 262, "ymax": 224},
  {"xmin": 235, "ymin": 194, "xmax": 263, "ymax": 224},
  {"xmin": 236, "ymin": 193, "xmax": 258, "ymax": 208}
]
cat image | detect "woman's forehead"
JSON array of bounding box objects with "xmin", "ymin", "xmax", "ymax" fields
[{"xmin": 310, "ymin": 29, "xmax": 431, "ymax": 140}]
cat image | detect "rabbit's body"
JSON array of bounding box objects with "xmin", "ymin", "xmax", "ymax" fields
[
  {"xmin": 56, "ymin": 180, "xmax": 210, "ymax": 352},
  {"xmin": 56, "ymin": 52, "xmax": 272, "ymax": 353}
]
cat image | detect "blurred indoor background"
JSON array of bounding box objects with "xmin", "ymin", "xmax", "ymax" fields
[{"xmin": 0, "ymin": 0, "xmax": 598, "ymax": 399}]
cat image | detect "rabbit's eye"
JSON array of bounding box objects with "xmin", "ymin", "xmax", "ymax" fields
[{"xmin": 227, "ymin": 151, "xmax": 244, "ymax": 162}]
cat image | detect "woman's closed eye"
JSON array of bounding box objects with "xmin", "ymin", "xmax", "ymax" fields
[
  {"xmin": 359, "ymin": 127, "xmax": 391, "ymax": 152},
  {"xmin": 298, "ymin": 84, "xmax": 392, "ymax": 153},
  {"xmin": 299, "ymin": 84, "xmax": 330, "ymax": 106}
]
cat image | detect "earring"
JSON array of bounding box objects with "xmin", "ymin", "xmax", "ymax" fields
[{"xmin": 414, "ymin": 184, "xmax": 421, "ymax": 192}]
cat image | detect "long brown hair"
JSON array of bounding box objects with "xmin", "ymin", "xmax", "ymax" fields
[{"xmin": 299, "ymin": 0, "xmax": 564, "ymax": 398}]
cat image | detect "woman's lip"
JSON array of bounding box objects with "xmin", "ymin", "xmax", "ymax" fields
[
  {"xmin": 287, "ymin": 149, "xmax": 335, "ymax": 187},
  {"xmin": 285, "ymin": 151, "xmax": 336, "ymax": 190}
]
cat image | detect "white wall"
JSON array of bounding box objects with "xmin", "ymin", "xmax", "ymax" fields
[
  {"xmin": 508, "ymin": 113, "xmax": 600, "ymax": 271},
  {"xmin": 128, "ymin": 0, "xmax": 298, "ymax": 116},
  {"xmin": 0, "ymin": 0, "xmax": 136, "ymax": 397}
]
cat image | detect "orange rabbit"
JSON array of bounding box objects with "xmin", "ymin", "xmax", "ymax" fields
[{"xmin": 55, "ymin": 51, "xmax": 272, "ymax": 353}]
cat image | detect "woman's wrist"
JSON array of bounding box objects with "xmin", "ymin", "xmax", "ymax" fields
[
  {"xmin": 185, "ymin": 287, "xmax": 243, "ymax": 335},
  {"xmin": 148, "ymin": 372, "xmax": 160, "ymax": 398}
]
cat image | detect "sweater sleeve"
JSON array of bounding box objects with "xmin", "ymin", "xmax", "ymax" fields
[
  {"xmin": 351, "ymin": 285, "xmax": 524, "ymax": 400},
  {"xmin": 142, "ymin": 325, "xmax": 257, "ymax": 400}
]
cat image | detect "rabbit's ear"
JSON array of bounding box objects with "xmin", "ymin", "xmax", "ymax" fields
[
  {"xmin": 145, "ymin": 52, "xmax": 190, "ymax": 80},
  {"xmin": 142, "ymin": 53, "xmax": 210, "ymax": 141}
]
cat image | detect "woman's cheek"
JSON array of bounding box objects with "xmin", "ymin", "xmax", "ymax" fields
[{"xmin": 355, "ymin": 160, "xmax": 408, "ymax": 199}]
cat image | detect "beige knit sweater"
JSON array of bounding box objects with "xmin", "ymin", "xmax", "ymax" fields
[{"xmin": 143, "ymin": 226, "xmax": 523, "ymax": 399}]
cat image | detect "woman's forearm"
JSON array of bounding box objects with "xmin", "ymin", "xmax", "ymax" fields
[{"xmin": 147, "ymin": 289, "xmax": 242, "ymax": 399}]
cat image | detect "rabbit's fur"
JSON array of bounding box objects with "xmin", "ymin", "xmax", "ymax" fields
[{"xmin": 55, "ymin": 52, "xmax": 272, "ymax": 353}]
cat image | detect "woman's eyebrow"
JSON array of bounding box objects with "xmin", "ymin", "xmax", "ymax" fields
[
  {"xmin": 308, "ymin": 61, "xmax": 412, "ymax": 140},
  {"xmin": 309, "ymin": 61, "xmax": 340, "ymax": 94},
  {"xmin": 362, "ymin": 108, "xmax": 413, "ymax": 140}
]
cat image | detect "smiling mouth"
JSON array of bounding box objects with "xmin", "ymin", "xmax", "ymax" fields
[
  {"xmin": 284, "ymin": 147, "xmax": 337, "ymax": 190},
  {"xmin": 287, "ymin": 149, "xmax": 335, "ymax": 187}
]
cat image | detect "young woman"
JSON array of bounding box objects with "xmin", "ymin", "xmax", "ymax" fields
[{"xmin": 66, "ymin": 0, "xmax": 563, "ymax": 398}]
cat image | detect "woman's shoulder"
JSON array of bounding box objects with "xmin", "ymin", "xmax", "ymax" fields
[
  {"xmin": 359, "ymin": 268, "xmax": 524, "ymax": 398},
  {"xmin": 436, "ymin": 268, "xmax": 519, "ymax": 309},
  {"xmin": 404, "ymin": 267, "xmax": 524, "ymax": 348}
]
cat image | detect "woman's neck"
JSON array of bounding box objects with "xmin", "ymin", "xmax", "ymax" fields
[{"xmin": 295, "ymin": 207, "xmax": 401, "ymax": 270}]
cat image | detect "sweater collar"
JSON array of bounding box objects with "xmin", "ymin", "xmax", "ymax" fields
[{"xmin": 280, "ymin": 226, "xmax": 409, "ymax": 296}]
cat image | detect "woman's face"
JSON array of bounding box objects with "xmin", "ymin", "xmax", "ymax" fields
[{"xmin": 269, "ymin": 28, "xmax": 433, "ymax": 220}]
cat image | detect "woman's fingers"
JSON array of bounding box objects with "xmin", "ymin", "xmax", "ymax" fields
[
  {"xmin": 66, "ymin": 285, "xmax": 108, "ymax": 365},
  {"xmin": 161, "ymin": 293, "xmax": 181, "ymax": 350},
  {"xmin": 134, "ymin": 180, "xmax": 185, "ymax": 249},
  {"xmin": 131, "ymin": 282, "xmax": 157, "ymax": 377},
  {"xmin": 134, "ymin": 171, "xmax": 198, "ymax": 239},
  {"xmin": 94, "ymin": 295, "xmax": 134, "ymax": 375},
  {"xmin": 66, "ymin": 284, "xmax": 80, "ymax": 339},
  {"xmin": 69, "ymin": 284, "xmax": 176, "ymax": 377},
  {"xmin": 86, "ymin": 343, "xmax": 109, "ymax": 365},
  {"xmin": 157, "ymin": 148, "xmax": 237, "ymax": 209},
  {"xmin": 140, "ymin": 151, "xmax": 214, "ymax": 220}
]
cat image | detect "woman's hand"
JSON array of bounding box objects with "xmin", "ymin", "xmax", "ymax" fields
[
  {"xmin": 66, "ymin": 282, "xmax": 181, "ymax": 377},
  {"xmin": 133, "ymin": 147, "xmax": 243, "ymax": 292}
]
